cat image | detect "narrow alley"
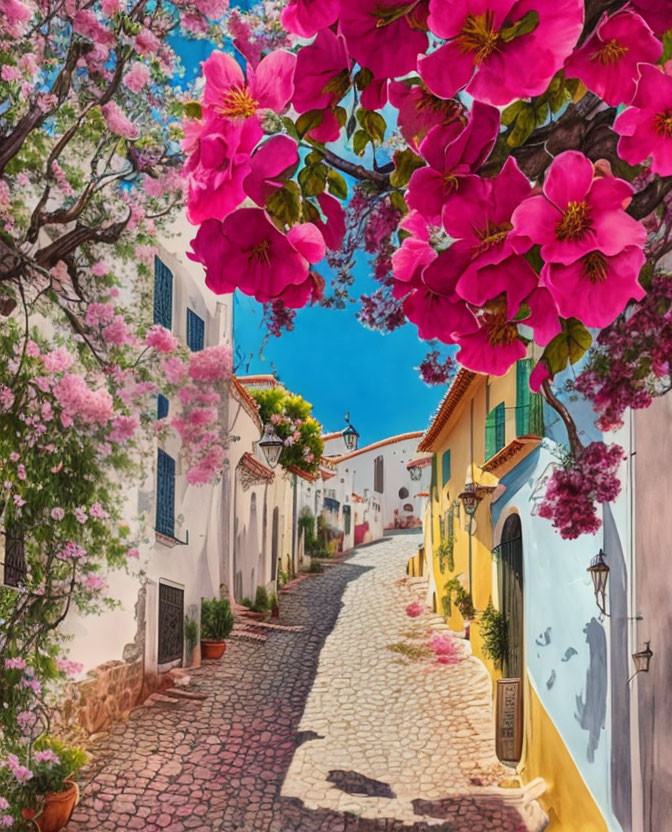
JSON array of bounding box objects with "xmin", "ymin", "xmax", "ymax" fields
[{"xmin": 68, "ymin": 535, "xmax": 544, "ymax": 832}]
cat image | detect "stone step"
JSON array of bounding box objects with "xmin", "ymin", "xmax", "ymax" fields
[
  {"xmin": 161, "ymin": 688, "xmax": 208, "ymax": 702},
  {"xmin": 143, "ymin": 693, "xmax": 182, "ymax": 706}
]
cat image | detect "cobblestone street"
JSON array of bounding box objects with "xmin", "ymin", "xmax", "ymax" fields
[{"xmin": 68, "ymin": 534, "xmax": 545, "ymax": 832}]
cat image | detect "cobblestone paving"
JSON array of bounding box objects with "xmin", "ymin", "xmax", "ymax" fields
[{"xmin": 68, "ymin": 533, "xmax": 544, "ymax": 832}]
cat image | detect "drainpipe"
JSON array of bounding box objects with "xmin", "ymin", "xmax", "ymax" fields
[
  {"xmin": 291, "ymin": 473, "xmax": 298, "ymax": 575},
  {"xmin": 469, "ymin": 399, "xmax": 475, "ymax": 592}
]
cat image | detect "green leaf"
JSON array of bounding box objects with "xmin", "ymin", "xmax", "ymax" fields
[
  {"xmin": 282, "ymin": 117, "xmax": 300, "ymax": 140},
  {"xmin": 506, "ymin": 104, "xmax": 535, "ymax": 147},
  {"xmin": 352, "ymin": 129, "xmax": 370, "ymax": 156},
  {"xmin": 321, "ymin": 68, "xmax": 351, "ymax": 100},
  {"xmin": 661, "ymin": 30, "xmax": 672, "ymax": 64},
  {"xmin": 298, "ymin": 163, "xmax": 328, "ymax": 197},
  {"xmin": 354, "ymin": 67, "xmax": 374, "ymax": 90},
  {"xmin": 334, "ymin": 106, "xmax": 347, "ymax": 128},
  {"xmin": 326, "ymin": 169, "xmax": 348, "ymax": 200},
  {"xmin": 501, "ymin": 101, "xmax": 524, "ymax": 127},
  {"xmin": 500, "ymin": 10, "xmax": 539, "ymax": 42},
  {"xmin": 542, "ymin": 318, "xmax": 592, "ymax": 376},
  {"xmin": 301, "ymin": 199, "xmax": 320, "ymax": 223},
  {"xmin": 357, "ymin": 109, "xmax": 386, "ymax": 143},
  {"xmin": 389, "ymin": 190, "xmax": 408, "ymax": 216},
  {"xmin": 183, "ymin": 101, "xmax": 202, "ymax": 119},
  {"xmin": 296, "ymin": 110, "xmax": 325, "ymax": 138},
  {"xmin": 390, "ymin": 147, "xmax": 425, "ymax": 188},
  {"xmin": 266, "ymin": 181, "xmax": 302, "ymax": 228},
  {"xmin": 305, "ymin": 150, "xmax": 324, "ymax": 166}
]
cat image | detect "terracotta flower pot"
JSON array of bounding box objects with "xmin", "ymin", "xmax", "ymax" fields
[
  {"xmin": 200, "ymin": 639, "xmax": 227, "ymax": 660},
  {"xmin": 22, "ymin": 780, "xmax": 79, "ymax": 832}
]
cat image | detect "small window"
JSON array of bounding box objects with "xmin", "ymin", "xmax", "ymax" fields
[
  {"xmin": 153, "ymin": 257, "xmax": 173, "ymax": 330},
  {"xmin": 343, "ymin": 504, "xmax": 352, "ymax": 535},
  {"xmin": 485, "ymin": 403, "xmax": 506, "ymax": 460},
  {"xmin": 186, "ymin": 308, "xmax": 205, "ymax": 352},
  {"xmin": 373, "ymin": 455, "xmax": 384, "ymax": 493},
  {"xmin": 156, "ymin": 450, "xmax": 176, "ymax": 538},
  {"xmin": 157, "ymin": 394, "xmax": 169, "ymax": 420},
  {"xmin": 442, "ymin": 449, "xmax": 451, "ymax": 486},
  {"xmin": 403, "ymin": 503, "xmax": 414, "ymax": 512},
  {"xmin": 399, "ymin": 486, "xmax": 409, "ymax": 499}
]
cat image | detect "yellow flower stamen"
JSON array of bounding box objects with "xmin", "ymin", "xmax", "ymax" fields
[
  {"xmin": 457, "ymin": 11, "xmax": 500, "ymax": 64},
  {"xmin": 591, "ymin": 38, "xmax": 628, "ymax": 65},
  {"xmin": 246, "ymin": 240, "xmax": 272, "ymax": 267},
  {"xmin": 582, "ymin": 251, "xmax": 609, "ymax": 284},
  {"xmin": 555, "ymin": 200, "xmax": 591, "ymax": 242},
  {"xmin": 218, "ymin": 85, "xmax": 258, "ymax": 119},
  {"xmin": 654, "ymin": 109, "xmax": 672, "ymax": 139}
]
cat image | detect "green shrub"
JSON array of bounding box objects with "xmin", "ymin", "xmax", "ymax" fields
[
  {"xmin": 252, "ymin": 585, "xmax": 269, "ymax": 612},
  {"xmin": 201, "ymin": 597, "xmax": 234, "ymax": 641},
  {"xmin": 308, "ymin": 560, "xmax": 324, "ymax": 573},
  {"xmin": 480, "ymin": 599, "xmax": 509, "ymax": 670},
  {"xmin": 184, "ymin": 616, "xmax": 198, "ymax": 657},
  {"xmin": 444, "ymin": 578, "xmax": 475, "ymax": 621},
  {"xmin": 240, "ymin": 596, "xmax": 253, "ymax": 608}
]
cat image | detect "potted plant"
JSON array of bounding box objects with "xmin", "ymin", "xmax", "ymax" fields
[
  {"xmin": 200, "ymin": 597, "xmax": 234, "ymax": 660},
  {"xmin": 21, "ymin": 737, "xmax": 87, "ymax": 832}
]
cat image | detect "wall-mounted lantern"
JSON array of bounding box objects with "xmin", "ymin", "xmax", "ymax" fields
[
  {"xmin": 409, "ymin": 465, "xmax": 422, "ymax": 482},
  {"xmin": 587, "ymin": 548, "xmax": 610, "ymax": 616},
  {"xmin": 458, "ymin": 482, "xmax": 483, "ymax": 518},
  {"xmin": 342, "ymin": 412, "xmax": 359, "ymax": 452},
  {"xmin": 259, "ymin": 423, "xmax": 283, "ymax": 469},
  {"xmin": 628, "ymin": 641, "xmax": 653, "ymax": 684}
]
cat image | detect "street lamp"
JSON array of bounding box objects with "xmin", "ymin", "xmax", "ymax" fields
[
  {"xmin": 409, "ymin": 464, "xmax": 422, "ymax": 482},
  {"xmin": 587, "ymin": 548, "xmax": 610, "ymax": 616},
  {"xmin": 628, "ymin": 641, "xmax": 653, "ymax": 683},
  {"xmin": 342, "ymin": 412, "xmax": 359, "ymax": 452},
  {"xmin": 458, "ymin": 482, "xmax": 483, "ymax": 518},
  {"xmin": 259, "ymin": 423, "xmax": 284, "ymax": 469}
]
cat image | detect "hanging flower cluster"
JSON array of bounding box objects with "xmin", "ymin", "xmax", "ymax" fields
[{"xmin": 538, "ymin": 442, "xmax": 625, "ymax": 539}]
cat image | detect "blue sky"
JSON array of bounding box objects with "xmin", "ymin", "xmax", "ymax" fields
[{"xmin": 174, "ymin": 30, "xmax": 447, "ymax": 447}]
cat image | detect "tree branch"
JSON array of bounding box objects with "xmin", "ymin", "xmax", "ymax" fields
[
  {"xmin": 541, "ymin": 379, "xmax": 584, "ymax": 457},
  {"xmin": 319, "ymin": 147, "xmax": 390, "ymax": 187}
]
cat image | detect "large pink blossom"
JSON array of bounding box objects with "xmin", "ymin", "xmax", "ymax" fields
[
  {"xmin": 188, "ymin": 208, "xmax": 325, "ymax": 303},
  {"xmin": 407, "ymin": 101, "xmax": 500, "ymax": 225},
  {"xmin": 203, "ymin": 49, "xmax": 296, "ymax": 120},
  {"xmin": 123, "ymin": 62, "xmax": 151, "ymax": 93},
  {"xmin": 188, "ymin": 344, "xmax": 233, "ymax": 381},
  {"xmin": 564, "ymin": 10, "xmax": 661, "ymax": 107},
  {"xmin": 389, "ymin": 81, "xmax": 463, "ymax": 150},
  {"xmin": 340, "ymin": 0, "xmax": 429, "ymax": 80},
  {"xmin": 281, "ymin": 0, "xmax": 339, "ymax": 37},
  {"xmin": 101, "ymin": 102, "xmax": 139, "ymax": 140},
  {"xmin": 53, "ymin": 374, "xmax": 114, "ymax": 425},
  {"xmin": 146, "ymin": 325, "xmax": 179, "ymax": 353},
  {"xmin": 613, "ymin": 64, "xmax": 672, "ymax": 177},
  {"xmin": 541, "ymin": 246, "xmax": 646, "ymax": 328},
  {"xmin": 183, "ymin": 111, "xmax": 262, "ymax": 225},
  {"xmin": 1, "ymin": 0, "xmax": 33, "ymax": 38},
  {"xmin": 73, "ymin": 9, "xmax": 115, "ymax": 45},
  {"xmin": 292, "ymin": 28, "xmax": 350, "ymax": 115},
  {"xmin": 391, "ymin": 211, "xmax": 437, "ymax": 294},
  {"xmin": 511, "ymin": 151, "xmax": 647, "ymax": 265},
  {"xmin": 419, "ymin": 0, "xmax": 584, "ymax": 106},
  {"xmin": 134, "ymin": 27, "xmax": 160, "ymax": 55},
  {"xmin": 313, "ymin": 193, "xmax": 346, "ymax": 252},
  {"xmin": 243, "ymin": 135, "xmax": 299, "ymax": 207}
]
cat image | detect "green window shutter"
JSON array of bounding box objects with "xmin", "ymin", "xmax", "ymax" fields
[
  {"xmin": 431, "ymin": 455, "xmax": 438, "ymax": 499},
  {"xmin": 495, "ymin": 402, "xmax": 505, "ymax": 453},
  {"xmin": 485, "ymin": 409, "xmax": 496, "ymax": 460},
  {"xmin": 441, "ymin": 449, "xmax": 451, "ymax": 487},
  {"xmin": 516, "ymin": 359, "xmax": 531, "ymax": 436}
]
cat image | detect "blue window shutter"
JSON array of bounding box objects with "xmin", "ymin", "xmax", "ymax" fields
[
  {"xmin": 186, "ymin": 308, "xmax": 205, "ymax": 352},
  {"xmin": 153, "ymin": 257, "xmax": 173, "ymax": 329},
  {"xmin": 156, "ymin": 450, "xmax": 175, "ymax": 537},
  {"xmin": 157, "ymin": 394, "xmax": 169, "ymax": 420},
  {"xmin": 441, "ymin": 449, "xmax": 451, "ymax": 487}
]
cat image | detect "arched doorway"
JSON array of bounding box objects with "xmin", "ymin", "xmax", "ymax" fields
[
  {"xmin": 496, "ymin": 513, "xmax": 524, "ymax": 764},
  {"xmin": 499, "ymin": 514, "xmax": 524, "ymax": 679}
]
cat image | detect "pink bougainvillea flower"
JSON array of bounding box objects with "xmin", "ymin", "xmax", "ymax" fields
[
  {"xmin": 419, "ymin": 0, "xmax": 584, "ymax": 106},
  {"xmin": 455, "ymin": 302, "xmax": 528, "ymax": 375},
  {"xmin": 389, "ymin": 80, "xmax": 463, "ymax": 150},
  {"xmin": 182, "ymin": 112, "xmax": 262, "ymax": 225},
  {"xmin": 292, "ymin": 28, "xmax": 350, "ymax": 114},
  {"xmin": 203, "ymin": 49, "xmax": 296, "ymax": 120},
  {"xmin": 456, "ymin": 254, "xmax": 539, "ymax": 317},
  {"xmin": 123, "ymin": 61, "xmax": 151, "ymax": 93},
  {"xmin": 243, "ymin": 135, "xmax": 299, "ymax": 207},
  {"xmin": 407, "ymin": 101, "xmax": 500, "ymax": 224},
  {"xmin": 188, "ymin": 208, "xmax": 325, "ymax": 303},
  {"xmin": 360, "ymin": 77, "xmax": 389, "ymax": 110},
  {"xmin": 564, "ymin": 10, "xmax": 661, "ymax": 106},
  {"xmin": 340, "ymin": 0, "xmax": 430, "ymax": 80},
  {"xmin": 313, "ymin": 193, "xmax": 346, "ymax": 251},
  {"xmin": 405, "ymin": 601, "xmax": 424, "ymax": 617},
  {"xmin": 277, "ymin": 271, "xmax": 325, "ymax": 308},
  {"xmin": 511, "ymin": 151, "xmax": 647, "ymax": 265},
  {"xmin": 281, "ymin": 0, "xmax": 340, "ymax": 38},
  {"xmin": 101, "ymin": 101, "xmax": 139, "ymax": 139},
  {"xmin": 540, "ymin": 245, "xmax": 646, "ymax": 327},
  {"xmin": 446, "ymin": 156, "xmax": 531, "ymax": 275},
  {"xmin": 630, "ymin": 0, "xmax": 672, "ymax": 35},
  {"xmin": 403, "ymin": 250, "xmax": 478, "ymax": 343},
  {"xmin": 392, "ymin": 211, "xmax": 437, "ymax": 294},
  {"xmin": 613, "ymin": 64, "xmax": 672, "ymax": 176}
]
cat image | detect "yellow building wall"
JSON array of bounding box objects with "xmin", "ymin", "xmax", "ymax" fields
[
  {"xmin": 423, "ymin": 364, "xmax": 608, "ymax": 831},
  {"xmin": 523, "ymin": 682, "xmax": 608, "ymax": 832}
]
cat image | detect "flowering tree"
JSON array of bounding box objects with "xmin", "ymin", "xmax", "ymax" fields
[
  {"xmin": 182, "ymin": 0, "xmax": 672, "ymax": 538},
  {"xmin": 251, "ymin": 385, "xmax": 324, "ymax": 475}
]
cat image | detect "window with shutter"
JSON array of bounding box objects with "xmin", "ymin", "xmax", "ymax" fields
[
  {"xmin": 157, "ymin": 394, "xmax": 169, "ymax": 420},
  {"xmin": 485, "ymin": 402, "xmax": 506, "ymax": 459},
  {"xmin": 186, "ymin": 308, "xmax": 205, "ymax": 351},
  {"xmin": 516, "ymin": 358, "xmax": 544, "ymax": 436},
  {"xmin": 156, "ymin": 450, "xmax": 176, "ymax": 537},
  {"xmin": 441, "ymin": 449, "xmax": 451, "ymax": 487},
  {"xmin": 153, "ymin": 257, "xmax": 173, "ymax": 329}
]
